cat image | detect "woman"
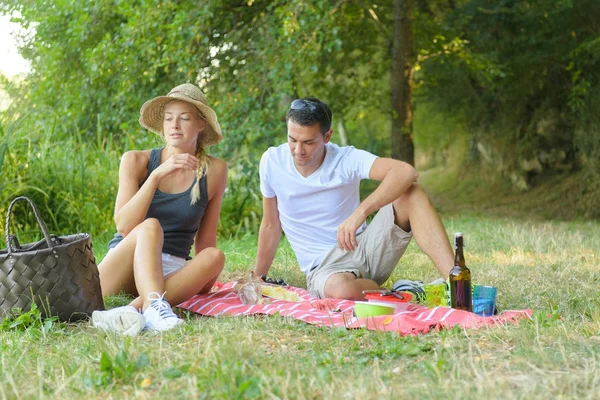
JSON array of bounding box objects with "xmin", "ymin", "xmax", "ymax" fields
[{"xmin": 92, "ymin": 83, "xmax": 228, "ymax": 335}]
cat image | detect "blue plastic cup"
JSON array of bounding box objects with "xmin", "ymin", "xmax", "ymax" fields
[{"xmin": 473, "ymin": 285, "xmax": 497, "ymax": 316}]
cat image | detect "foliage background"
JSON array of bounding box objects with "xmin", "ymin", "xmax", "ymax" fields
[{"xmin": 1, "ymin": 0, "xmax": 599, "ymax": 245}]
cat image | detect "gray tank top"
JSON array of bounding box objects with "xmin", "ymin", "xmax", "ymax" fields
[{"xmin": 107, "ymin": 148, "xmax": 209, "ymax": 259}]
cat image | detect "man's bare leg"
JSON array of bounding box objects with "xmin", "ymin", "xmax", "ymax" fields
[
  {"xmin": 323, "ymin": 272, "xmax": 379, "ymax": 300},
  {"xmin": 321, "ymin": 183, "xmax": 453, "ymax": 300},
  {"xmin": 392, "ymin": 183, "xmax": 454, "ymax": 279}
]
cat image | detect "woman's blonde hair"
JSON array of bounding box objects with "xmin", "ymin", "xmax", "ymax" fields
[{"xmin": 191, "ymin": 137, "xmax": 210, "ymax": 205}]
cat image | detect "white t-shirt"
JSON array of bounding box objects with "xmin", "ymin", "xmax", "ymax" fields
[{"xmin": 260, "ymin": 142, "xmax": 378, "ymax": 274}]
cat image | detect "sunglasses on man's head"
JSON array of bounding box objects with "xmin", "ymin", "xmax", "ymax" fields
[{"xmin": 290, "ymin": 99, "xmax": 331, "ymax": 126}]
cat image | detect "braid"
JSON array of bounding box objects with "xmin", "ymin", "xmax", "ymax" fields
[{"xmin": 191, "ymin": 145, "xmax": 210, "ymax": 205}]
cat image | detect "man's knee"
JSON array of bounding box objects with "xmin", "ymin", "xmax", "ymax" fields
[
  {"xmin": 397, "ymin": 183, "xmax": 429, "ymax": 205},
  {"xmin": 323, "ymin": 285, "xmax": 347, "ymax": 299},
  {"xmin": 392, "ymin": 183, "xmax": 434, "ymax": 220},
  {"xmin": 323, "ymin": 272, "xmax": 358, "ymax": 299}
]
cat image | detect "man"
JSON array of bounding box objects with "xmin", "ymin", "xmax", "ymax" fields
[{"xmin": 254, "ymin": 97, "xmax": 454, "ymax": 300}]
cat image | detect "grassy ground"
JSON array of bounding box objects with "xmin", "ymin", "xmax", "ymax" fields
[
  {"xmin": 418, "ymin": 164, "xmax": 600, "ymax": 221},
  {"xmin": 3, "ymin": 75, "xmax": 599, "ymax": 398},
  {"xmin": 1, "ymin": 206, "xmax": 599, "ymax": 399}
]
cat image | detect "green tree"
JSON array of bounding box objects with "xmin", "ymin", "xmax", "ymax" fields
[
  {"xmin": 3, "ymin": 0, "xmax": 598, "ymax": 208},
  {"xmin": 415, "ymin": 0, "xmax": 600, "ymax": 187},
  {"xmin": 391, "ymin": 0, "xmax": 415, "ymax": 164}
]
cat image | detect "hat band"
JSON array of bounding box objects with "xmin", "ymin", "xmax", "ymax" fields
[{"xmin": 169, "ymin": 90, "xmax": 206, "ymax": 104}]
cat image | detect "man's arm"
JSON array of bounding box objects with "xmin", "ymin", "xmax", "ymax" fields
[
  {"xmin": 336, "ymin": 157, "xmax": 418, "ymax": 251},
  {"xmin": 254, "ymin": 196, "xmax": 283, "ymax": 277}
]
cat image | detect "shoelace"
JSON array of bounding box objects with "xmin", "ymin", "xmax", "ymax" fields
[{"xmin": 147, "ymin": 291, "xmax": 177, "ymax": 319}]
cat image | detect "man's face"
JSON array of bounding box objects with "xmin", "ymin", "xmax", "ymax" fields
[{"xmin": 287, "ymin": 120, "xmax": 332, "ymax": 170}]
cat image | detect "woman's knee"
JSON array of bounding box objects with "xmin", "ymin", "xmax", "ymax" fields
[
  {"xmin": 141, "ymin": 217, "xmax": 163, "ymax": 232},
  {"xmin": 132, "ymin": 218, "xmax": 163, "ymax": 239},
  {"xmin": 199, "ymin": 247, "xmax": 225, "ymax": 269}
]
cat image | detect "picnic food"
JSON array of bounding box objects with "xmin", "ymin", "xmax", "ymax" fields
[
  {"xmin": 449, "ymin": 232, "xmax": 472, "ymax": 311},
  {"xmin": 424, "ymin": 282, "xmax": 448, "ymax": 307},
  {"xmin": 233, "ymin": 271, "xmax": 264, "ymax": 304},
  {"xmin": 260, "ymin": 285, "xmax": 300, "ymax": 302}
]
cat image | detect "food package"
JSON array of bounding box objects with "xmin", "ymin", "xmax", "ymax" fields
[
  {"xmin": 232, "ymin": 271, "xmax": 266, "ymax": 305},
  {"xmin": 260, "ymin": 285, "xmax": 301, "ymax": 302}
]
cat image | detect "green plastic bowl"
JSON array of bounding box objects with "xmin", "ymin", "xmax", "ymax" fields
[{"xmin": 354, "ymin": 301, "xmax": 395, "ymax": 318}]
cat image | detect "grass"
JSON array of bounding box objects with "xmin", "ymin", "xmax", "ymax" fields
[
  {"xmin": 1, "ymin": 112, "xmax": 599, "ymax": 398},
  {"xmin": 418, "ymin": 163, "xmax": 600, "ymax": 221},
  {"xmin": 0, "ymin": 112, "xmax": 261, "ymax": 248},
  {"xmin": 2, "ymin": 212, "xmax": 599, "ymax": 399}
]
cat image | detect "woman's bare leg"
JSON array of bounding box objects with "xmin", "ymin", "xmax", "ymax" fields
[
  {"xmin": 98, "ymin": 218, "xmax": 166, "ymax": 309},
  {"xmin": 128, "ymin": 247, "xmax": 225, "ymax": 308},
  {"xmin": 164, "ymin": 247, "xmax": 224, "ymax": 305}
]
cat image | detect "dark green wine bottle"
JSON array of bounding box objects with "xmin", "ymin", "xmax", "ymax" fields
[{"xmin": 449, "ymin": 232, "xmax": 472, "ymax": 311}]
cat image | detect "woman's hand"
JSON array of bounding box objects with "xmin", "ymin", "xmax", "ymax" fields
[{"xmin": 152, "ymin": 153, "xmax": 199, "ymax": 181}]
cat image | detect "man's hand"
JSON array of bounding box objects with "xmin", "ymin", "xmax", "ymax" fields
[
  {"xmin": 335, "ymin": 157, "xmax": 418, "ymax": 252},
  {"xmin": 336, "ymin": 210, "xmax": 366, "ymax": 252}
]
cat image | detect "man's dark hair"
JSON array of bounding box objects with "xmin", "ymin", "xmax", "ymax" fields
[{"xmin": 286, "ymin": 97, "xmax": 332, "ymax": 134}]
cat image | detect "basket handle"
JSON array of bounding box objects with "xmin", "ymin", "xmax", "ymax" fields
[{"xmin": 5, "ymin": 196, "xmax": 54, "ymax": 253}]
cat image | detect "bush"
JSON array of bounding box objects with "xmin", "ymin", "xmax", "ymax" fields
[
  {"xmin": 0, "ymin": 112, "xmax": 121, "ymax": 247},
  {"xmin": 0, "ymin": 111, "xmax": 263, "ymax": 249}
]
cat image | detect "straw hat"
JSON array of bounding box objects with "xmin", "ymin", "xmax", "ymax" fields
[{"xmin": 139, "ymin": 83, "xmax": 223, "ymax": 147}]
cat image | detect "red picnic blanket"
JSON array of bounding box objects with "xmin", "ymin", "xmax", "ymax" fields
[{"xmin": 179, "ymin": 282, "xmax": 532, "ymax": 336}]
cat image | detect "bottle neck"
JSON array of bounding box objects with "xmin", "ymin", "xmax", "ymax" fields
[{"xmin": 454, "ymin": 236, "xmax": 466, "ymax": 267}]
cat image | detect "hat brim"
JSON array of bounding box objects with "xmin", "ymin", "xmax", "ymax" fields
[{"xmin": 139, "ymin": 95, "xmax": 223, "ymax": 147}]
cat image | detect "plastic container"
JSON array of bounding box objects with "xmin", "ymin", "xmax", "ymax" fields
[
  {"xmin": 354, "ymin": 301, "xmax": 395, "ymax": 318},
  {"xmin": 364, "ymin": 291, "xmax": 413, "ymax": 304}
]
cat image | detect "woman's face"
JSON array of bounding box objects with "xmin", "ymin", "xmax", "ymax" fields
[{"xmin": 163, "ymin": 100, "xmax": 205, "ymax": 150}]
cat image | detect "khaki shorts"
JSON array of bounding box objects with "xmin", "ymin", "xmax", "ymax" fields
[{"xmin": 306, "ymin": 203, "xmax": 412, "ymax": 298}]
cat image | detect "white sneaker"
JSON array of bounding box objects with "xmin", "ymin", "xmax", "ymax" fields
[
  {"xmin": 92, "ymin": 305, "xmax": 145, "ymax": 336},
  {"xmin": 143, "ymin": 292, "xmax": 184, "ymax": 332}
]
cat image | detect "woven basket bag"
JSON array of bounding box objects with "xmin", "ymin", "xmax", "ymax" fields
[{"xmin": 0, "ymin": 196, "xmax": 104, "ymax": 322}]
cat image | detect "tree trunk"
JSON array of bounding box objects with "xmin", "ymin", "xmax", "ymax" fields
[
  {"xmin": 336, "ymin": 117, "xmax": 349, "ymax": 146},
  {"xmin": 390, "ymin": 0, "xmax": 414, "ymax": 165}
]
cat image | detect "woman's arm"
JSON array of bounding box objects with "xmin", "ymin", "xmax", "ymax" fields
[
  {"xmin": 114, "ymin": 150, "xmax": 199, "ymax": 236},
  {"xmin": 113, "ymin": 151, "xmax": 158, "ymax": 236},
  {"xmin": 193, "ymin": 157, "xmax": 228, "ymax": 254}
]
